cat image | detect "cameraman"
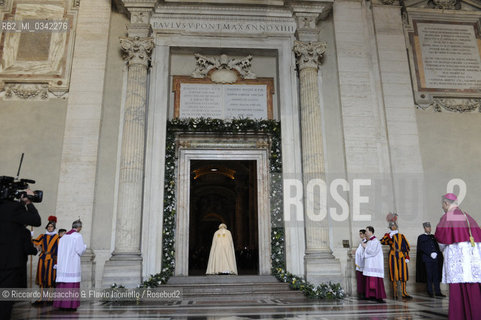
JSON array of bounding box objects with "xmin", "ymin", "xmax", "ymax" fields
[{"xmin": 0, "ymin": 189, "xmax": 41, "ymax": 319}]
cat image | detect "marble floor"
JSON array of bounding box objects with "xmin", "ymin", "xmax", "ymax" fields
[{"xmin": 11, "ymin": 294, "xmax": 448, "ymax": 320}]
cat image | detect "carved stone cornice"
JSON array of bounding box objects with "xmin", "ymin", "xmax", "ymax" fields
[
  {"xmin": 4, "ymin": 83, "xmax": 49, "ymax": 100},
  {"xmin": 293, "ymin": 40, "xmax": 326, "ymax": 71},
  {"xmin": 421, "ymin": 98, "xmax": 481, "ymax": 112},
  {"xmin": 289, "ymin": 2, "xmax": 333, "ymax": 20},
  {"xmin": 290, "ymin": 2, "xmax": 332, "ymax": 41},
  {"xmin": 121, "ymin": 0, "xmax": 157, "ymax": 9},
  {"xmin": 192, "ymin": 54, "xmax": 256, "ymax": 80},
  {"xmin": 120, "ymin": 36, "xmax": 154, "ymax": 67},
  {"xmin": 155, "ymin": 2, "xmax": 290, "ymax": 16}
]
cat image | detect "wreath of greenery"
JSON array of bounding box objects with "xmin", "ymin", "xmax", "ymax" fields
[{"xmin": 137, "ymin": 118, "xmax": 344, "ymax": 300}]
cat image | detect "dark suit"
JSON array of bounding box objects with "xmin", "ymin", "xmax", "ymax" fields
[
  {"xmin": 0, "ymin": 200, "xmax": 41, "ymax": 319},
  {"xmin": 416, "ymin": 233, "xmax": 443, "ymax": 295},
  {"xmin": 21, "ymin": 228, "xmax": 38, "ymax": 288}
]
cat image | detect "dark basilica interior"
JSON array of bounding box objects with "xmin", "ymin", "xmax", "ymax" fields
[{"xmin": 188, "ymin": 160, "xmax": 259, "ymax": 275}]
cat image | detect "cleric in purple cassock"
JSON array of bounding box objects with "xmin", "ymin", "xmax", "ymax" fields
[{"xmin": 435, "ymin": 193, "xmax": 481, "ymax": 320}]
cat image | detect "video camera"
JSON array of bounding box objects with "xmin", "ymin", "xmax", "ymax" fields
[
  {"xmin": 0, "ymin": 153, "xmax": 43, "ymax": 203},
  {"xmin": 0, "ymin": 176, "xmax": 43, "ymax": 202}
]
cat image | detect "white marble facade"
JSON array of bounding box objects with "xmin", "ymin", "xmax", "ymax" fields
[{"xmin": 3, "ymin": 0, "xmax": 481, "ymax": 296}]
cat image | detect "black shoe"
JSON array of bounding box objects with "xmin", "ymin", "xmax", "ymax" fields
[
  {"xmin": 402, "ymin": 295, "xmax": 413, "ymax": 299},
  {"xmin": 435, "ymin": 293, "xmax": 446, "ymax": 298},
  {"xmin": 427, "ymin": 292, "xmax": 434, "ymax": 298},
  {"xmin": 376, "ymin": 299, "xmax": 386, "ymax": 303}
]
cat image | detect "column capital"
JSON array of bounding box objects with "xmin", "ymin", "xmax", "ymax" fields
[
  {"xmin": 293, "ymin": 40, "xmax": 326, "ymax": 71},
  {"xmin": 120, "ymin": 36, "xmax": 154, "ymax": 67}
]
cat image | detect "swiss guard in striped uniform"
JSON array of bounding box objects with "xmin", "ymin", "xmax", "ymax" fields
[
  {"xmin": 32, "ymin": 216, "xmax": 59, "ymax": 304},
  {"xmin": 381, "ymin": 213, "xmax": 412, "ymax": 299}
]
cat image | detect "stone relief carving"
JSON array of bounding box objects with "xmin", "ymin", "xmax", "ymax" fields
[
  {"xmin": 427, "ymin": 0, "xmax": 461, "ymax": 9},
  {"xmin": 428, "ymin": 0, "xmax": 461, "ymax": 10},
  {"xmin": 4, "ymin": 83, "xmax": 49, "ymax": 100},
  {"xmin": 130, "ymin": 11, "xmax": 150, "ymax": 25},
  {"xmin": 293, "ymin": 40, "xmax": 327, "ymax": 70},
  {"xmin": 426, "ymin": 98, "xmax": 481, "ymax": 112},
  {"xmin": 73, "ymin": 0, "xmax": 80, "ymax": 8},
  {"xmin": 381, "ymin": 0, "xmax": 399, "ymax": 5},
  {"xmin": 192, "ymin": 54, "xmax": 256, "ymax": 80},
  {"xmin": 120, "ymin": 36, "xmax": 154, "ymax": 66},
  {"xmin": 293, "ymin": 12, "xmax": 320, "ymax": 42},
  {"xmin": 296, "ymin": 14, "xmax": 317, "ymax": 30}
]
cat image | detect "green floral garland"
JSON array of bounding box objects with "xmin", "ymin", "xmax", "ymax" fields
[{"xmin": 139, "ymin": 118, "xmax": 344, "ymax": 300}]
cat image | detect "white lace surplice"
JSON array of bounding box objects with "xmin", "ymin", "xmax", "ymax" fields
[
  {"xmin": 440, "ymin": 242, "xmax": 481, "ymax": 283},
  {"xmin": 362, "ymin": 238, "xmax": 384, "ymax": 278},
  {"xmin": 355, "ymin": 243, "xmax": 364, "ymax": 272}
]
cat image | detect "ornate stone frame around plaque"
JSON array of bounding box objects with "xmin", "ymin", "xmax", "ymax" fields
[
  {"xmin": 172, "ymin": 54, "xmax": 275, "ymax": 119},
  {"xmin": 405, "ymin": 9, "xmax": 481, "ymax": 112},
  {"xmin": 0, "ymin": 0, "xmax": 78, "ymax": 100}
]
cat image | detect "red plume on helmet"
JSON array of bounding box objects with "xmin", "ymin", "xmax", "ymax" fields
[{"xmin": 45, "ymin": 216, "xmax": 57, "ymax": 230}]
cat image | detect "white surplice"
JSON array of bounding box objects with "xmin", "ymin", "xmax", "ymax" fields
[
  {"xmin": 56, "ymin": 231, "xmax": 87, "ymax": 283},
  {"xmin": 362, "ymin": 236, "xmax": 384, "ymax": 278},
  {"xmin": 355, "ymin": 243, "xmax": 365, "ymax": 272},
  {"xmin": 206, "ymin": 226, "xmax": 238, "ymax": 275},
  {"xmin": 439, "ymin": 242, "xmax": 481, "ymax": 283}
]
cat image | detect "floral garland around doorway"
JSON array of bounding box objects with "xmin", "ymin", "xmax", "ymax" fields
[{"xmin": 139, "ymin": 118, "xmax": 344, "ymax": 300}]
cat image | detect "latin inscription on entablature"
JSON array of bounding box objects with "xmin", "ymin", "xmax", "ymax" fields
[{"xmin": 151, "ymin": 16, "xmax": 296, "ymax": 35}]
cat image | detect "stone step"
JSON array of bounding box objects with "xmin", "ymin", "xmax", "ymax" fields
[
  {"xmin": 180, "ymin": 293, "xmax": 309, "ymax": 302},
  {"xmin": 163, "ymin": 284, "xmax": 294, "ymax": 294},
  {"xmin": 163, "ymin": 275, "xmax": 308, "ymax": 301},
  {"xmin": 167, "ymin": 275, "xmax": 279, "ymax": 284}
]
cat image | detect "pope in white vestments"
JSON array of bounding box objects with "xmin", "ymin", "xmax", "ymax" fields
[{"xmin": 206, "ymin": 224, "xmax": 238, "ymax": 275}]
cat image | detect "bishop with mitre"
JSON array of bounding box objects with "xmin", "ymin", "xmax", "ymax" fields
[{"xmin": 206, "ymin": 223, "xmax": 238, "ymax": 275}]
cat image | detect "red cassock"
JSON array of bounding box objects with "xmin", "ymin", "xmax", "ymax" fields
[{"xmin": 435, "ymin": 208, "xmax": 481, "ymax": 320}]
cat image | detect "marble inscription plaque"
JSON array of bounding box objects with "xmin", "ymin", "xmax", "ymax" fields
[
  {"xmin": 179, "ymin": 83, "xmax": 268, "ymax": 119},
  {"xmin": 414, "ymin": 21, "xmax": 481, "ymax": 92},
  {"xmin": 179, "ymin": 84, "xmax": 224, "ymax": 118}
]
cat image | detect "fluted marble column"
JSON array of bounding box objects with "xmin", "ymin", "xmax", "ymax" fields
[
  {"xmin": 294, "ymin": 40, "xmax": 341, "ymax": 284},
  {"xmin": 113, "ymin": 36, "xmax": 154, "ymax": 257},
  {"xmin": 102, "ymin": 36, "xmax": 153, "ymax": 288}
]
